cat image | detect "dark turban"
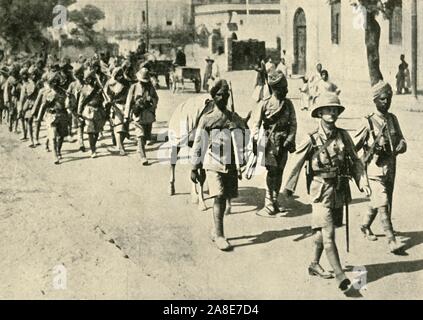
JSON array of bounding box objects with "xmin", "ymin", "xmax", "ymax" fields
[{"xmin": 210, "ymin": 79, "xmax": 229, "ymax": 98}]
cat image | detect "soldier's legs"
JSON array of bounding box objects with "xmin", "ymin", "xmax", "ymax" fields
[
  {"xmin": 27, "ymin": 118, "xmax": 35, "ymax": 147},
  {"xmin": 360, "ymin": 207, "xmax": 378, "ymax": 241},
  {"xmin": 169, "ymin": 145, "xmax": 181, "ymax": 196},
  {"xmin": 257, "ymin": 167, "xmax": 279, "ymax": 217},
  {"xmin": 211, "ymin": 195, "xmax": 231, "ymax": 251},
  {"xmin": 308, "ymin": 230, "xmax": 334, "ymax": 279},
  {"xmin": 20, "ymin": 117, "xmax": 26, "ymax": 139},
  {"xmin": 88, "ymin": 133, "xmax": 99, "ymax": 156},
  {"xmin": 137, "ymin": 136, "xmax": 148, "ymax": 164},
  {"xmin": 78, "ymin": 124, "xmax": 85, "ymax": 151},
  {"xmin": 321, "ymin": 224, "xmax": 350, "ymax": 290}
]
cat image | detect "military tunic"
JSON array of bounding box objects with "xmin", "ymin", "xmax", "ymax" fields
[
  {"xmin": 78, "ymin": 85, "xmax": 106, "ymax": 134},
  {"xmin": 19, "ymin": 79, "xmax": 41, "ymax": 120},
  {"xmin": 285, "ymin": 123, "xmax": 369, "ymax": 229},
  {"xmin": 43, "ymin": 88, "xmax": 69, "ymax": 138},
  {"xmin": 191, "ymin": 105, "xmax": 247, "ymax": 199},
  {"xmin": 125, "ymin": 82, "xmax": 158, "ymax": 139},
  {"xmin": 354, "ymin": 112, "xmax": 406, "ymax": 208},
  {"xmin": 105, "ymin": 79, "xmax": 130, "ymax": 134},
  {"xmin": 252, "ymin": 96, "xmax": 297, "ymax": 168}
]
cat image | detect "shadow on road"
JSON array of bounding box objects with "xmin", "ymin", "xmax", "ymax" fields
[
  {"xmin": 229, "ymin": 226, "xmax": 311, "ymax": 249},
  {"xmin": 398, "ymin": 230, "xmax": 423, "ymax": 251},
  {"xmin": 364, "ymin": 258, "xmax": 423, "ymax": 285},
  {"xmin": 229, "ymin": 187, "xmax": 265, "ymax": 215}
]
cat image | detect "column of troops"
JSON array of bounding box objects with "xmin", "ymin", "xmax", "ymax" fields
[
  {"xmin": 0, "ymin": 51, "xmax": 408, "ymax": 293},
  {"xmin": 0, "ymin": 53, "xmax": 158, "ymax": 165}
]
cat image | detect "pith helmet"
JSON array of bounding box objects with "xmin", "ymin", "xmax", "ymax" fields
[
  {"xmin": 311, "ymin": 92, "xmax": 345, "ymax": 118},
  {"xmin": 136, "ymin": 67, "xmax": 150, "ymax": 83}
]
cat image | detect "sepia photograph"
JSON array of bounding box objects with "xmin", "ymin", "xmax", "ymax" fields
[{"xmin": 0, "ymin": 0, "xmax": 422, "ymax": 302}]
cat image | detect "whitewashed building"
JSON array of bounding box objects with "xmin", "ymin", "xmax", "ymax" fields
[
  {"xmin": 280, "ymin": 0, "xmax": 423, "ymax": 92},
  {"xmin": 193, "ymin": 0, "xmax": 282, "ymax": 49}
]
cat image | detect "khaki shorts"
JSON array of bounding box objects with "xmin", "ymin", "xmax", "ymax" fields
[
  {"xmin": 369, "ymin": 177, "xmax": 391, "ymax": 208},
  {"xmin": 207, "ymin": 170, "xmax": 238, "ymax": 199},
  {"xmin": 311, "ymin": 205, "xmax": 343, "ymax": 230}
]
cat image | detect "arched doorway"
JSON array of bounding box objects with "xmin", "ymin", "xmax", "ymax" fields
[{"xmin": 293, "ymin": 8, "xmax": 307, "ymax": 75}]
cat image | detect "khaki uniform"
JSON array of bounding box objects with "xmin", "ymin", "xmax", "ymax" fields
[
  {"xmin": 285, "ymin": 123, "xmax": 369, "ymax": 229},
  {"xmin": 125, "ymin": 82, "xmax": 158, "ymax": 139},
  {"xmin": 252, "ymin": 95, "xmax": 297, "ymax": 213},
  {"xmin": 252, "ymin": 96, "xmax": 297, "ymax": 168},
  {"xmin": 191, "ymin": 104, "xmax": 247, "ymax": 199},
  {"xmin": 42, "ymin": 88, "xmax": 69, "ymax": 138},
  {"xmin": 355, "ymin": 112, "xmax": 406, "ymax": 209},
  {"xmin": 105, "ymin": 79, "xmax": 131, "ymax": 134},
  {"xmin": 78, "ymin": 85, "xmax": 106, "ymax": 134}
]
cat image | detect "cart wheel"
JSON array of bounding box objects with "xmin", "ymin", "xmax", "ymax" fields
[{"xmin": 194, "ymin": 78, "xmax": 201, "ymax": 93}]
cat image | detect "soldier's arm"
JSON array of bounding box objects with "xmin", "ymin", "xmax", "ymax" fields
[
  {"xmin": 286, "ymin": 101, "xmax": 297, "ymax": 145},
  {"xmin": 36, "ymin": 96, "xmax": 48, "ymax": 122},
  {"xmin": 191, "ymin": 117, "xmax": 208, "ymax": 170},
  {"xmin": 284, "ymin": 138, "xmax": 313, "ymax": 194},
  {"xmin": 124, "ymin": 84, "xmax": 135, "ymax": 118},
  {"xmin": 344, "ymin": 131, "xmax": 369, "ymax": 192},
  {"xmin": 151, "ymin": 87, "xmax": 159, "ymax": 109},
  {"xmin": 77, "ymin": 89, "xmax": 86, "ymax": 116},
  {"xmin": 391, "ymin": 114, "xmax": 407, "ymax": 154},
  {"xmin": 3, "ymin": 80, "xmax": 10, "ymax": 105},
  {"xmin": 353, "ymin": 119, "xmax": 370, "ymax": 153},
  {"xmin": 251, "ymin": 102, "xmax": 264, "ymax": 142}
]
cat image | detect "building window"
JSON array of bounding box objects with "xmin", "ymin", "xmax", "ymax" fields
[
  {"xmin": 331, "ymin": 0, "xmax": 341, "ymax": 45},
  {"xmin": 389, "ymin": 2, "xmax": 402, "ymax": 45},
  {"xmin": 166, "ymin": 20, "xmax": 173, "ymax": 26}
]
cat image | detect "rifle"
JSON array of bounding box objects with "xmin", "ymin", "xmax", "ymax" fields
[
  {"xmin": 362, "ymin": 121, "xmax": 387, "ymax": 164},
  {"xmin": 228, "ymin": 81, "xmax": 242, "ymax": 177},
  {"xmin": 94, "ymin": 74, "xmax": 126, "ymax": 122}
]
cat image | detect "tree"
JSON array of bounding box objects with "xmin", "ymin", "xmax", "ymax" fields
[
  {"xmin": 66, "ymin": 5, "xmax": 110, "ymax": 52},
  {"xmin": 0, "ymin": 0, "xmax": 76, "ymax": 52},
  {"xmin": 329, "ymin": 0, "xmax": 402, "ymax": 86}
]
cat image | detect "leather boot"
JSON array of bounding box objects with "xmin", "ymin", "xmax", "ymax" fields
[
  {"xmin": 308, "ymin": 262, "xmax": 334, "ymax": 279},
  {"xmin": 361, "ymin": 208, "xmax": 378, "ymax": 241},
  {"xmin": 257, "ymin": 190, "xmax": 277, "ymax": 218},
  {"xmin": 360, "ymin": 225, "xmax": 378, "ymax": 241},
  {"xmin": 273, "ymin": 192, "xmax": 288, "ymax": 214}
]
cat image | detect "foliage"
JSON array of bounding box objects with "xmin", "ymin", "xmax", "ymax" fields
[
  {"xmin": 328, "ymin": 0, "xmax": 401, "ymax": 19},
  {"xmin": 0, "ymin": 0, "xmax": 76, "ymax": 52}
]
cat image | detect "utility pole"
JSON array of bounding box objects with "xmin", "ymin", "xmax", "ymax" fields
[
  {"xmin": 246, "ymin": 0, "xmax": 250, "ymax": 19},
  {"xmin": 411, "ymin": 0, "xmax": 418, "ymax": 98},
  {"xmin": 146, "ymin": 0, "xmax": 150, "ymax": 51}
]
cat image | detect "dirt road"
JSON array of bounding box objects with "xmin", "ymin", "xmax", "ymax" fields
[{"xmin": 0, "ymin": 74, "xmax": 422, "ymax": 299}]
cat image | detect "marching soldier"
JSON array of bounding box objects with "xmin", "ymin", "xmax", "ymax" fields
[
  {"xmin": 66, "ymin": 65, "xmax": 86, "ymax": 151},
  {"xmin": 0, "ymin": 66, "xmax": 8, "ymax": 124},
  {"xmin": 191, "ymin": 80, "xmax": 247, "ymax": 251},
  {"xmin": 252, "ymin": 70, "xmax": 297, "ymax": 217},
  {"xmin": 283, "ymin": 93, "xmax": 371, "ymax": 292},
  {"xmin": 36, "ymin": 73, "xmax": 69, "ymax": 164},
  {"xmin": 354, "ymin": 81, "xmax": 407, "ymax": 254},
  {"xmin": 33, "ymin": 72, "xmax": 51, "ymax": 147},
  {"xmin": 17, "ymin": 67, "xmax": 30, "ymax": 141},
  {"xmin": 4, "ymin": 64, "xmax": 21, "ymax": 133},
  {"xmin": 77, "ymin": 69, "xmax": 106, "ymax": 159},
  {"xmin": 125, "ymin": 67, "xmax": 158, "ymax": 165},
  {"xmin": 20, "ymin": 66, "xmax": 42, "ymax": 148},
  {"xmin": 104, "ymin": 67, "xmax": 131, "ymax": 156}
]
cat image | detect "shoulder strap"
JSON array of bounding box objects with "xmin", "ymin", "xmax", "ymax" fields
[{"xmin": 366, "ymin": 114, "xmax": 377, "ymax": 141}]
